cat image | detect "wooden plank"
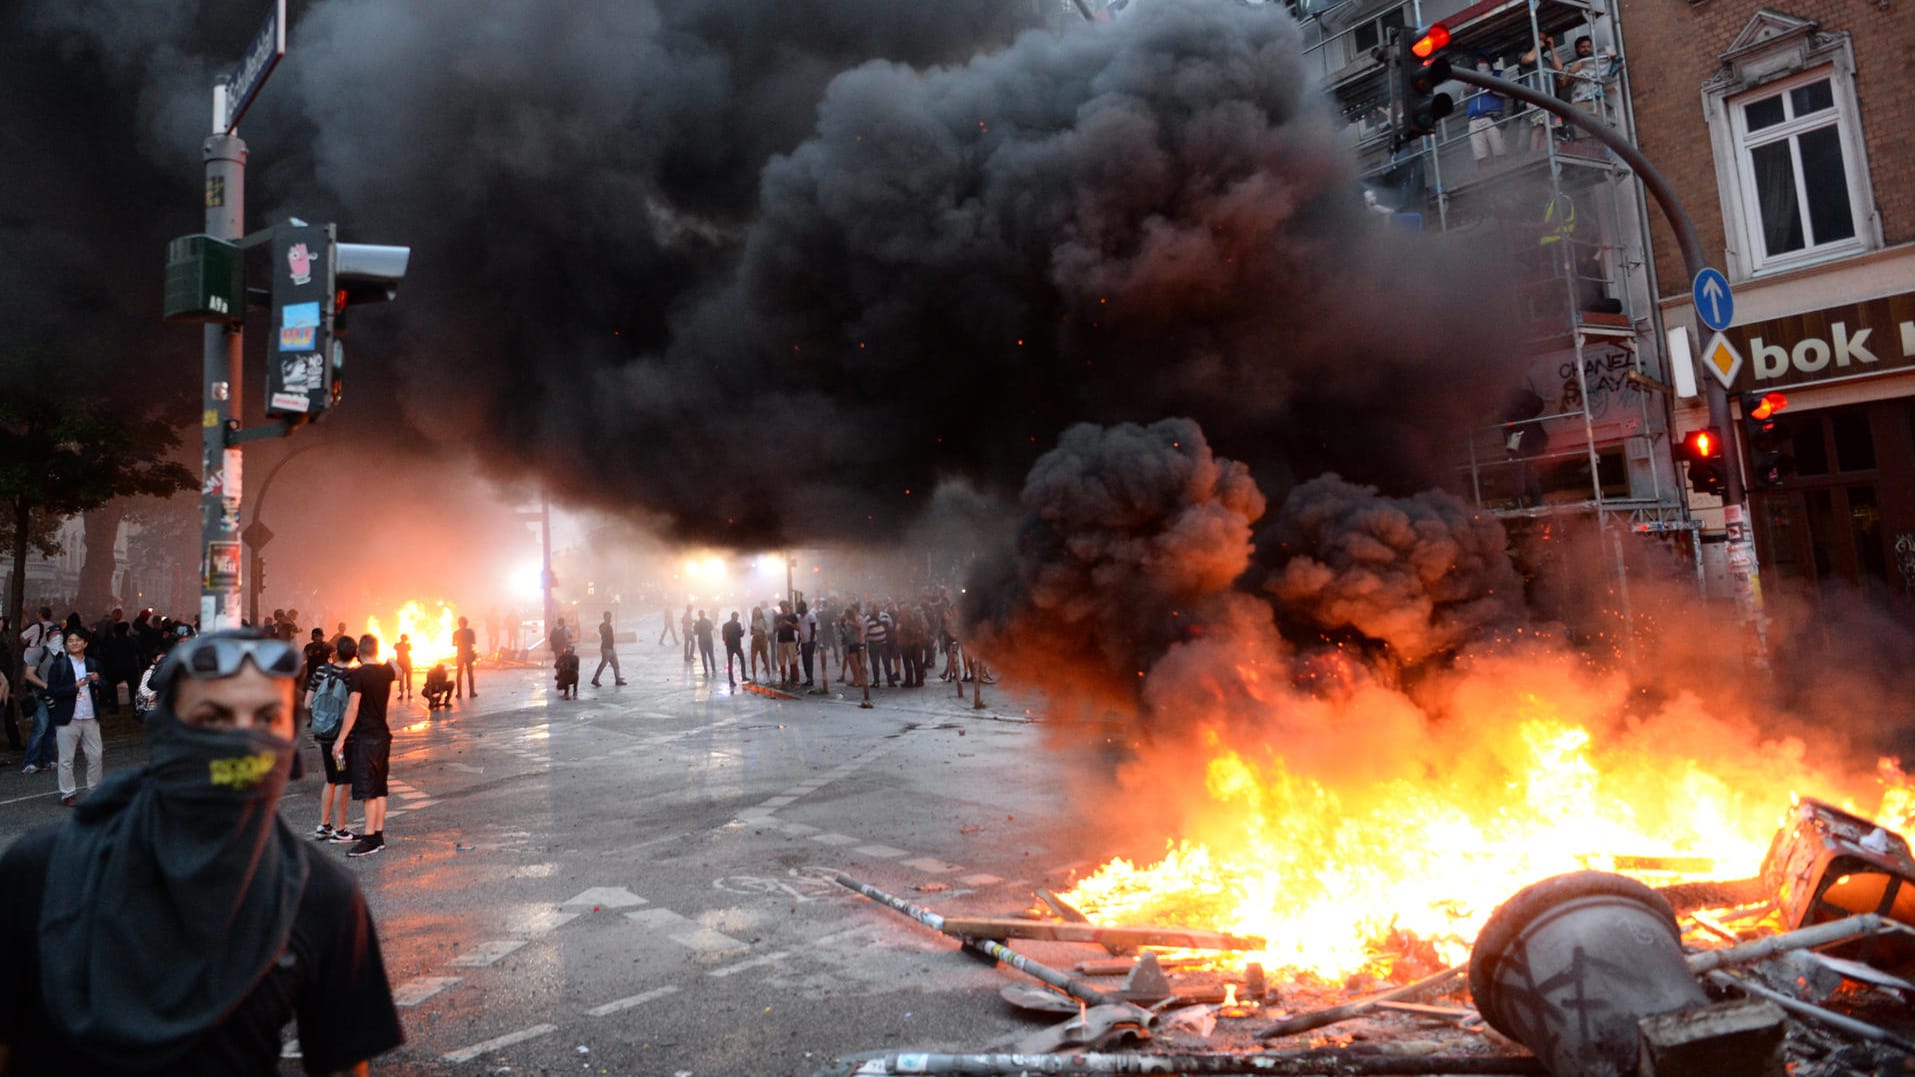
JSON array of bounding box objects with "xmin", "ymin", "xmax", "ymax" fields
[{"xmin": 938, "ymin": 916, "xmax": 1264, "ymax": 951}]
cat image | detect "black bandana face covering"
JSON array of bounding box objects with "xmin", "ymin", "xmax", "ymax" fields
[{"xmin": 39, "ymin": 706, "xmax": 309, "ymax": 1069}]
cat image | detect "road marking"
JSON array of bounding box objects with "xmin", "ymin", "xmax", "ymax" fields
[
  {"xmin": 402, "ymin": 798, "xmax": 438, "ymax": 809},
  {"xmin": 624, "ymin": 908, "xmax": 747, "ymax": 953},
  {"xmin": 737, "ymin": 807, "xmax": 775, "ymax": 821},
  {"xmin": 809, "ymin": 832, "xmax": 860, "ymax": 846},
  {"xmin": 392, "ymin": 976, "xmax": 463, "ymax": 1006},
  {"xmin": 0, "ymin": 789, "xmax": 62, "ymax": 807},
  {"xmin": 585, "ymin": 985, "xmax": 680, "ymax": 1017},
  {"xmin": 853, "ymin": 845, "xmax": 910, "ymax": 859},
  {"xmin": 959, "ymin": 873, "xmax": 1005, "ymax": 887},
  {"xmin": 446, "ymin": 939, "xmax": 528, "ymax": 966},
  {"xmin": 561, "ymin": 886, "xmax": 647, "ymax": 909},
  {"xmin": 443, "ymin": 1022, "xmax": 558, "ymax": 1062},
  {"xmin": 901, "ymin": 857, "xmax": 963, "ymax": 874},
  {"xmin": 773, "ymin": 821, "xmax": 819, "ymax": 836},
  {"xmin": 510, "ymin": 909, "xmax": 581, "ymax": 934},
  {"xmin": 708, "ymin": 950, "xmax": 791, "ymax": 978},
  {"xmin": 813, "ymin": 923, "xmax": 887, "ymax": 947},
  {"xmin": 760, "ymin": 796, "xmax": 797, "ymax": 807}
]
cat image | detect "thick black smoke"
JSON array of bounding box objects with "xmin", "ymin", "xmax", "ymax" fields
[
  {"xmin": 965, "ymin": 418, "xmax": 1265, "ymax": 706},
  {"xmin": 1261, "ymin": 475, "xmax": 1525, "ymax": 663},
  {"xmin": 3, "ymin": 0, "xmax": 1522, "ymax": 551}
]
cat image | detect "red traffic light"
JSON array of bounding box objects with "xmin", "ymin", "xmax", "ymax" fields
[
  {"xmin": 1682, "ymin": 428, "xmax": 1722, "ymax": 460},
  {"xmin": 1748, "ymin": 391, "xmax": 1788, "ymax": 421},
  {"xmin": 1412, "ymin": 24, "xmax": 1450, "ymax": 59}
]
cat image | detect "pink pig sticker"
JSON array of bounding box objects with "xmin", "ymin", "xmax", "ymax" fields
[{"xmin": 287, "ymin": 242, "xmax": 313, "ymax": 286}]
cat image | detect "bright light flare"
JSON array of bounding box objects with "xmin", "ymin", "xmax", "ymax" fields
[
  {"xmin": 365, "ymin": 600, "xmax": 461, "ymax": 667},
  {"xmin": 683, "ymin": 555, "xmax": 729, "ymax": 581}
]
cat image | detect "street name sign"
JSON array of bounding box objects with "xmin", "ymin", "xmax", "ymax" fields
[
  {"xmin": 1693, "ymin": 267, "xmax": 1734, "ymax": 333},
  {"xmin": 223, "ymin": 0, "xmax": 286, "ymax": 134}
]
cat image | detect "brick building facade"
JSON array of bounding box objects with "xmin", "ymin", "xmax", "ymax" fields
[{"xmin": 1620, "ymin": 0, "xmax": 1915, "ymax": 621}]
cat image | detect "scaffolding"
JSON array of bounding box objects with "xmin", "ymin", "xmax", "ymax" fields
[{"xmin": 1290, "ymin": 0, "xmax": 1695, "ymax": 548}]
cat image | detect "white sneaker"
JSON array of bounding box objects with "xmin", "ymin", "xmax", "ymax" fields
[{"xmin": 20, "ymin": 764, "xmax": 39, "ymax": 775}]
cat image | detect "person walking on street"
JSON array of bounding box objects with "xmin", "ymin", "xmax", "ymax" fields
[
  {"xmin": 592, "ymin": 611, "xmax": 627, "ymax": 687},
  {"xmin": 658, "ymin": 605, "xmax": 679, "ymax": 646},
  {"xmin": 331, "ymin": 635, "xmax": 397, "ymax": 857},
  {"xmin": 46, "ymin": 632, "xmax": 105, "ymax": 807},
  {"xmin": 693, "ymin": 610, "xmax": 717, "ymax": 679},
  {"xmin": 453, "ymin": 616, "xmax": 478, "ymax": 699},
  {"xmin": 0, "ymin": 629, "xmax": 405, "ymax": 1074},
  {"xmin": 681, "ymin": 604, "xmax": 695, "ymax": 662},
  {"xmin": 722, "ymin": 612, "xmax": 746, "ymax": 687}
]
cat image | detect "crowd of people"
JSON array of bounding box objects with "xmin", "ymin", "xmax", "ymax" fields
[{"xmin": 652, "ymin": 588, "xmax": 990, "ymax": 709}]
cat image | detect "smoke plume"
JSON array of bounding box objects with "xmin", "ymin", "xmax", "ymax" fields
[{"xmin": 2, "ymin": 0, "xmax": 1522, "ymax": 552}]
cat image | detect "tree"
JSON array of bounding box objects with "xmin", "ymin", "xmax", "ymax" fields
[{"xmin": 0, "ymin": 354, "xmax": 196, "ymax": 656}]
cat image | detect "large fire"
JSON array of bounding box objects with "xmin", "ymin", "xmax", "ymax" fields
[
  {"xmin": 1061, "ymin": 685, "xmax": 1915, "ymax": 982},
  {"xmin": 365, "ymin": 600, "xmax": 463, "ymax": 668}
]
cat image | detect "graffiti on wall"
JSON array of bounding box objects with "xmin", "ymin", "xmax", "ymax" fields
[{"xmin": 1558, "ymin": 348, "xmax": 1637, "ymax": 420}]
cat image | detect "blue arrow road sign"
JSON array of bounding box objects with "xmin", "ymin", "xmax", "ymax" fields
[{"xmin": 1693, "ymin": 267, "xmax": 1734, "ymax": 333}]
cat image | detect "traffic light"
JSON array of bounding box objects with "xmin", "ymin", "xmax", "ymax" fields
[
  {"xmin": 1679, "ymin": 427, "xmax": 1726, "ymax": 497},
  {"xmin": 1740, "ymin": 390, "xmax": 1793, "ymax": 488},
  {"xmin": 329, "ymin": 241, "xmax": 411, "ymax": 410},
  {"xmin": 1392, "ymin": 24, "xmax": 1454, "ymax": 144},
  {"xmin": 267, "ymin": 221, "xmax": 409, "ymax": 422}
]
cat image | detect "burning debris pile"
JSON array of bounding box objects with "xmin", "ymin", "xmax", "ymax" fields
[
  {"xmin": 812, "ymin": 418, "xmax": 1915, "ymax": 1076},
  {"xmin": 828, "ymin": 797, "xmax": 1915, "ymax": 1076}
]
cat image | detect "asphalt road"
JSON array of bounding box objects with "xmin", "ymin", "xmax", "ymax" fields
[{"xmin": 0, "ymin": 642, "xmax": 1112, "ymax": 1075}]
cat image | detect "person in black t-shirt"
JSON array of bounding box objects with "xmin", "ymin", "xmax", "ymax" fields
[
  {"xmin": 452, "ymin": 615, "xmax": 478, "ymax": 699},
  {"xmin": 0, "ymin": 630, "xmax": 402, "ymax": 1076},
  {"xmin": 331, "ymin": 634, "xmax": 397, "ymax": 858},
  {"xmin": 591, "ymin": 611, "xmax": 625, "ymax": 687}
]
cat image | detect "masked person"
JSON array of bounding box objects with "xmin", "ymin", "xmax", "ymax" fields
[{"xmin": 0, "ymin": 630, "xmax": 403, "ymax": 1075}]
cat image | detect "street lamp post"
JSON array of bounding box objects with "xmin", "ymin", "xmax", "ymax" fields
[{"xmin": 242, "ymin": 440, "xmax": 323, "ymax": 626}]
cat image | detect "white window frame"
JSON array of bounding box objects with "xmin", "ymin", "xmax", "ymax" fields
[{"xmin": 1702, "ymin": 28, "xmax": 1880, "ymax": 281}]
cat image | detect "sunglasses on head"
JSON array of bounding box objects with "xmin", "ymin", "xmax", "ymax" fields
[{"xmin": 166, "ymin": 635, "xmax": 304, "ymax": 682}]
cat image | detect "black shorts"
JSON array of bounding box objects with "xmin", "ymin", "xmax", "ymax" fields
[
  {"xmin": 348, "ymin": 735, "xmax": 391, "ymax": 800},
  {"xmin": 316, "ymin": 736, "xmax": 350, "ymax": 786}
]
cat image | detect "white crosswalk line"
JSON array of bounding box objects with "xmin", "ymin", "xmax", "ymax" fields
[
  {"xmin": 442, "ymin": 1022, "xmax": 558, "ymax": 1062},
  {"xmin": 585, "ymin": 985, "xmax": 680, "ymax": 1017}
]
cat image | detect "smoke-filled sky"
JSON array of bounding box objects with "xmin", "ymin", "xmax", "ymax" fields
[{"xmin": 0, "ymin": 0, "xmax": 1522, "ymax": 558}]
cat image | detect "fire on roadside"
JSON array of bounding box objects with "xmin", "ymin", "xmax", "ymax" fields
[
  {"xmin": 1059, "ymin": 673, "xmax": 1915, "ymax": 984},
  {"xmin": 364, "ymin": 599, "xmax": 461, "ymax": 667}
]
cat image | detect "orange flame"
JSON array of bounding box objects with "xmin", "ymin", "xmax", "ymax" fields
[
  {"xmin": 1061, "ymin": 688, "xmax": 1913, "ymax": 982},
  {"xmin": 365, "ymin": 600, "xmax": 462, "ymax": 669}
]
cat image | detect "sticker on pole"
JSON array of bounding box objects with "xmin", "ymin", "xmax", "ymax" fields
[
  {"xmin": 1693, "ymin": 267, "xmax": 1734, "ymax": 333},
  {"xmin": 1701, "ymin": 331, "xmax": 1744, "ymax": 389}
]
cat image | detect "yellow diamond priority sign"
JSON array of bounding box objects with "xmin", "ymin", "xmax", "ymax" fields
[{"xmin": 1702, "ymin": 331, "xmax": 1744, "ymax": 390}]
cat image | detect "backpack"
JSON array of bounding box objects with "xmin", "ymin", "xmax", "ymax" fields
[{"xmin": 309, "ymin": 666, "xmax": 351, "ymax": 738}]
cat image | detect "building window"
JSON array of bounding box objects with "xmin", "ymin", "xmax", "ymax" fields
[
  {"xmin": 1702, "ymin": 17, "xmax": 1879, "ymax": 279},
  {"xmin": 1347, "ymin": 8, "xmax": 1404, "ymax": 66},
  {"xmin": 1731, "ymin": 71, "xmax": 1861, "ymax": 267}
]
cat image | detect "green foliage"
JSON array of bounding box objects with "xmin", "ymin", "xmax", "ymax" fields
[{"xmin": 1, "ymin": 351, "xmax": 198, "ymax": 627}]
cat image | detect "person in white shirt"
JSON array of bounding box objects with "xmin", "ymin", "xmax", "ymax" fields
[{"xmin": 47, "ymin": 632, "xmax": 105, "ymax": 806}]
